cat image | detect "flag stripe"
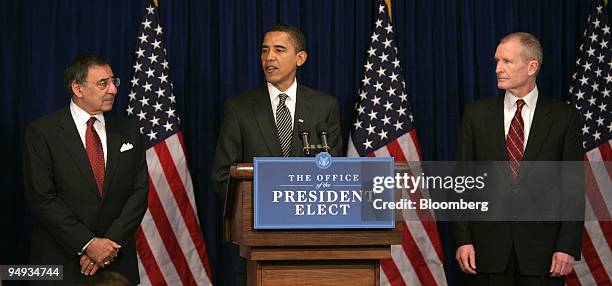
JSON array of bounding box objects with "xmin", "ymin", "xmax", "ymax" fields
[
  {"xmin": 137, "ymin": 254, "xmax": 154, "ymax": 286},
  {"xmin": 380, "ymin": 257, "xmax": 407, "ymax": 286},
  {"xmin": 598, "ymin": 140, "xmax": 611, "ymax": 161},
  {"xmin": 408, "ymin": 130, "xmax": 423, "ymax": 160},
  {"xmin": 400, "ymin": 222, "xmax": 437, "ymax": 286},
  {"xmin": 373, "ymin": 144, "xmax": 392, "ymax": 157},
  {"xmin": 584, "ymin": 199, "xmax": 612, "ymax": 278},
  {"xmin": 396, "ymin": 130, "xmax": 420, "ymax": 161},
  {"xmin": 148, "ymin": 149, "xmax": 208, "ymax": 285},
  {"xmin": 567, "ymin": 195, "xmax": 611, "ymax": 286},
  {"xmin": 566, "ymin": 270, "xmax": 582, "ymax": 286},
  {"xmin": 165, "ymin": 133, "xmax": 199, "ymax": 215},
  {"xmin": 402, "ymin": 187, "xmax": 443, "ymax": 261},
  {"xmin": 378, "ymin": 265, "xmax": 395, "ymax": 286},
  {"xmin": 373, "ymin": 140, "xmax": 443, "ymax": 285},
  {"xmin": 386, "ymin": 138, "xmax": 408, "ymax": 162},
  {"xmin": 585, "ymin": 166, "xmax": 611, "ymax": 223},
  {"xmin": 598, "ymin": 221, "xmax": 612, "ymax": 251},
  {"xmin": 421, "ymin": 221, "xmax": 445, "ymax": 265},
  {"xmin": 405, "ymin": 220, "xmax": 447, "ymax": 285},
  {"xmin": 146, "ymin": 172, "xmax": 198, "ymax": 286},
  {"xmin": 140, "ymin": 195, "xmax": 183, "ymax": 284},
  {"xmin": 385, "ymin": 138, "xmax": 445, "ymax": 267},
  {"xmin": 390, "ymin": 244, "xmax": 419, "ymax": 285},
  {"xmin": 585, "ymin": 221, "xmax": 612, "ymax": 278},
  {"xmin": 581, "ymin": 229, "xmax": 612, "ymax": 286},
  {"xmin": 136, "ymin": 226, "xmax": 167, "ymax": 285},
  {"xmin": 586, "ymin": 148, "xmax": 612, "ymax": 222},
  {"xmin": 389, "ymin": 144, "xmax": 444, "ymax": 262},
  {"xmin": 588, "ymin": 141, "xmax": 612, "ymax": 179},
  {"xmin": 572, "ymin": 253, "xmax": 597, "ymax": 286},
  {"xmin": 154, "ymin": 139, "xmax": 213, "ymax": 279}
]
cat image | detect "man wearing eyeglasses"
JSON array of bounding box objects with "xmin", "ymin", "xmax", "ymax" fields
[{"xmin": 23, "ymin": 53, "xmax": 149, "ymax": 285}]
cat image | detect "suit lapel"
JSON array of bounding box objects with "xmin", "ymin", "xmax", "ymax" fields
[
  {"xmin": 291, "ymin": 85, "xmax": 313, "ymax": 157},
  {"xmin": 484, "ymin": 96, "xmax": 514, "ymax": 184},
  {"xmin": 253, "ymin": 86, "xmax": 283, "ymax": 156},
  {"xmin": 103, "ymin": 113, "xmax": 121, "ymax": 197},
  {"xmin": 516, "ymin": 95, "xmax": 553, "ymax": 182},
  {"xmin": 485, "ymin": 96, "xmax": 508, "ymax": 161},
  {"xmin": 57, "ymin": 106, "xmax": 100, "ymax": 198}
]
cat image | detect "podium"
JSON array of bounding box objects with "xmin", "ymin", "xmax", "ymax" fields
[{"xmin": 224, "ymin": 163, "xmax": 402, "ymax": 286}]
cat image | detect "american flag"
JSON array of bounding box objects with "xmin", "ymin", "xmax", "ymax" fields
[
  {"xmin": 347, "ymin": 1, "xmax": 447, "ymax": 285},
  {"xmin": 566, "ymin": 1, "xmax": 612, "ymax": 285},
  {"xmin": 126, "ymin": 2, "xmax": 213, "ymax": 285}
]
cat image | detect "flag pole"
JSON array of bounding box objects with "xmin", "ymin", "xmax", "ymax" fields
[{"xmin": 384, "ymin": 0, "xmax": 392, "ymax": 22}]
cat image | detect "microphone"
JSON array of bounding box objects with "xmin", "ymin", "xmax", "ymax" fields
[
  {"xmin": 316, "ymin": 122, "xmax": 330, "ymax": 153},
  {"xmin": 298, "ymin": 123, "xmax": 312, "ymax": 156}
]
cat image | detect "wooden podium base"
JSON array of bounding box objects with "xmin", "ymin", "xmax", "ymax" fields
[
  {"xmin": 248, "ymin": 260, "xmax": 379, "ymax": 286},
  {"xmin": 227, "ymin": 164, "xmax": 402, "ymax": 286},
  {"xmin": 241, "ymin": 246, "xmax": 388, "ymax": 286}
]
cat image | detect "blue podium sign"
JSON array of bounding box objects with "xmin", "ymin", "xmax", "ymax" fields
[{"xmin": 253, "ymin": 154, "xmax": 395, "ymax": 229}]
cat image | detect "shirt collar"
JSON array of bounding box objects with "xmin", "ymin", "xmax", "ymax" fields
[
  {"xmin": 70, "ymin": 100, "xmax": 106, "ymax": 127},
  {"xmin": 504, "ymin": 86, "xmax": 538, "ymax": 111},
  {"xmin": 267, "ymin": 78, "xmax": 298, "ymax": 102}
]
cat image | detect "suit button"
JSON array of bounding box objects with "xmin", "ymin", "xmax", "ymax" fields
[{"xmin": 511, "ymin": 188, "xmax": 519, "ymax": 194}]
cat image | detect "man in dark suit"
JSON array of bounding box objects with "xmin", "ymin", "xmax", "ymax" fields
[
  {"xmin": 211, "ymin": 24, "xmax": 342, "ymax": 285},
  {"xmin": 454, "ymin": 32, "xmax": 584, "ymax": 285},
  {"xmin": 23, "ymin": 53, "xmax": 148, "ymax": 284},
  {"xmin": 211, "ymin": 23, "xmax": 343, "ymax": 197}
]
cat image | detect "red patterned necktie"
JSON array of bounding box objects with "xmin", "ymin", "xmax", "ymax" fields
[
  {"xmin": 506, "ymin": 99, "xmax": 525, "ymax": 179},
  {"xmin": 86, "ymin": 117, "xmax": 105, "ymax": 196}
]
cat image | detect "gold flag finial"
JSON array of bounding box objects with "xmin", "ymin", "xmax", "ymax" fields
[{"xmin": 385, "ymin": 0, "xmax": 392, "ymax": 22}]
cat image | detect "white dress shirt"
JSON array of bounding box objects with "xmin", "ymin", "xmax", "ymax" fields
[
  {"xmin": 503, "ymin": 86, "xmax": 538, "ymax": 149},
  {"xmin": 268, "ymin": 79, "xmax": 297, "ymax": 129},
  {"xmin": 70, "ymin": 100, "xmax": 107, "ymax": 164}
]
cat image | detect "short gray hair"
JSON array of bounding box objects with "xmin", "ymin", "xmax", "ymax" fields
[{"xmin": 500, "ymin": 32, "xmax": 543, "ymax": 67}]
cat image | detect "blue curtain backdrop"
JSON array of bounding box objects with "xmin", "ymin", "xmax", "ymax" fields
[{"xmin": 1, "ymin": 0, "xmax": 606, "ymax": 285}]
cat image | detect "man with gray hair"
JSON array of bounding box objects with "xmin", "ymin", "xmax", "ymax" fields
[{"xmin": 454, "ymin": 32, "xmax": 584, "ymax": 285}]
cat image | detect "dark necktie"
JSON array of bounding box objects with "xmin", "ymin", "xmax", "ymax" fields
[
  {"xmin": 506, "ymin": 99, "xmax": 525, "ymax": 179},
  {"xmin": 276, "ymin": 93, "xmax": 292, "ymax": 157},
  {"xmin": 86, "ymin": 117, "xmax": 105, "ymax": 195}
]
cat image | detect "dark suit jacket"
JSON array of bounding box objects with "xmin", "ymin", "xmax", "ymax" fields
[
  {"xmin": 211, "ymin": 83, "xmax": 343, "ymax": 197},
  {"xmin": 453, "ymin": 94, "xmax": 584, "ymax": 276},
  {"xmin": 23, "ymin": 106, "xmax": 149, "ymax": 284}
]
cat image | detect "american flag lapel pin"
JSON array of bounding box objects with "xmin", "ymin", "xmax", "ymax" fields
[{"xmin": 298, "ymin": 118, "xmax": 304, "ymax": 123}]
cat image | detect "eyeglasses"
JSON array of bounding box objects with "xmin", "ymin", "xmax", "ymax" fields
[{"xmin": 83, "ymin": 77, "xmax": 120, "ymax": 90}]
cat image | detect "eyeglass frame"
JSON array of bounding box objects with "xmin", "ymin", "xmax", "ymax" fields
[{"xmin": 80, "ymin": 77, "xmax": 121, "ymax": 91}]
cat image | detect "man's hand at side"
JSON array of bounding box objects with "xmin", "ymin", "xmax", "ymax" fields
[
  {"xmin": 456, "ymin": 244, "xmax": 477, "ymax": 274},
  {"xmin": 550, "ymin": 252, "xmax": 575, "ymax": 277}
]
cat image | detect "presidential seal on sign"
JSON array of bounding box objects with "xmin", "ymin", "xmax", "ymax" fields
[{"xmin": 315, "ymin": 152, "xmax": 332, "ymax": 169}]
